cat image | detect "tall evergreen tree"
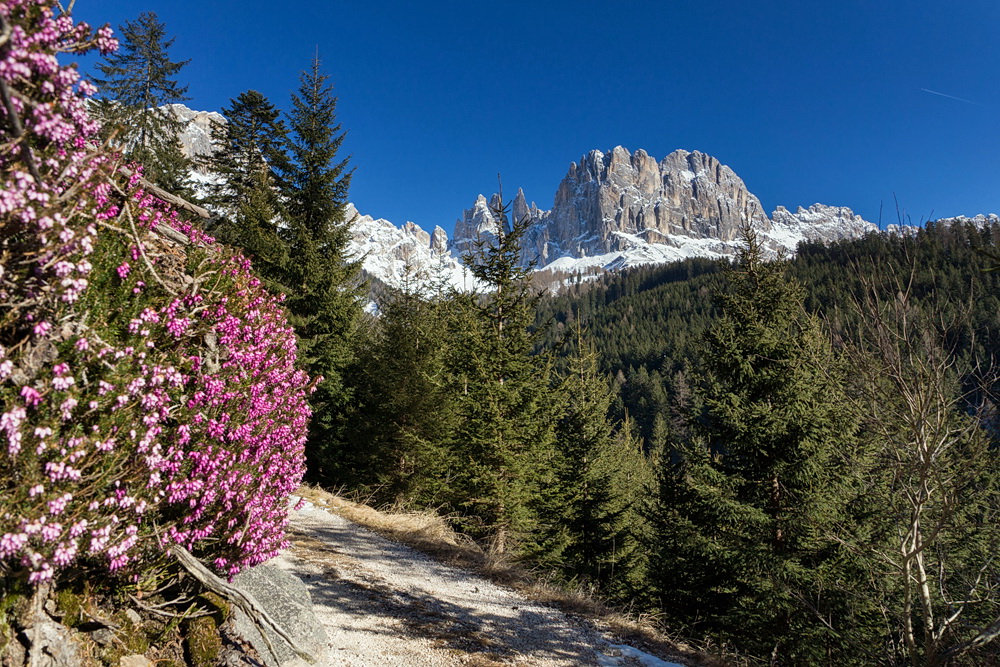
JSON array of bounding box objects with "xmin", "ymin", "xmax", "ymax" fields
[
  {"xmin": 550, "ymin": 327, "xmax": 651, "ymax": 598},
  {"xmin": 653, "ymin": 226, "xmax": 863, "ymax": 663},
  {"xmin": 336, "ymin": 276, "xmax": 459, "ymax": 507},
  {"xmin": 91, "ymin": 11, "xmax": 192, "ymax": 192},
  {"xmin": 203, "ymin": 90, "xmax": 290, "ymax": 290},
  {"xmin": 449, "ymin": 192, "xmax": 559, "ymax": 555},
  {"xmin": 279, "ymin": 55, "xmax": 362, "ymax": 478}
]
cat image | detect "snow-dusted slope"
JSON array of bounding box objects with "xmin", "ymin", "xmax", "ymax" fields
[
  {"xmin": 346, "ymin": 204, "xmax": 473, "ymax": 293},
  {"xmin": 449, "ymin": 148, "xmax": 886, "ymax": 274},
  {"xmin": 166, "ymin": 106, "xmax": 992, "ymax": 287}
]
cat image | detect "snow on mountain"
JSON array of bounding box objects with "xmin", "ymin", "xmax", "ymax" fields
[
  {"xmin": 166, "ymin": 106, "xmax": 995, "ymax": 288},
  {"xmin": 345, "ymin": 204, "xmax": 474, "ymax": 293},
  {"xmin": 450, "ymin": 148, "xmax": 883, "ymax": 274}
]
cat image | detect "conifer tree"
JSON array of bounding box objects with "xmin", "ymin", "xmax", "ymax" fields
[
  {"xmin": 279, "ymin": 54, "xmax": 362, "ymax": 478},
  {"xmin": 550, "ymin": 327, "xmax": 651, "ymax": 597},
  {"xmin": 91, "ymin": 11, "xmax": 191, "ymax": 192},
  {"xmin": 203, "ymin": 90, "xmax": 290, "ymax": 290},
  {"xmin": 654, "ymin": 226, "xmax": 863, "ymax": 662},
  {"xmin": 337, "ymin": 275, "xmax": 458, "ymax": 506},
  {"xmin": 449, "ymin": 192, "xmax": 558, "ymax": 555}
]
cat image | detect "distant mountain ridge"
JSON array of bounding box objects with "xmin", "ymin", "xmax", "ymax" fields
[
  {"xmin": 167, "ymin": 104, "xmax": 989, "ymax": 290},
  {"xmin": 451, "ymin": 147, "xmax": 882, "ymax": 274}
]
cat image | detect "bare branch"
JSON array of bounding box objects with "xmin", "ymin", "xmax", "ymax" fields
[
  {"xmin": 168, "ymin": 544, "xmax": 318, "ymax": 665},
  {"xmin": 116, "ymin": 164, "xmax": 217, "ymax": 223}
]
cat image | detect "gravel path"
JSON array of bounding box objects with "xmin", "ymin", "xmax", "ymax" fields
[{"xmin": 273, "ymin": 499, "xmax": 684, "ymax": 667}]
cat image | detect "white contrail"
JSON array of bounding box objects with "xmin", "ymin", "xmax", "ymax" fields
[{"xmin": 920, "ymin": 88, "xmax": 983, "ymax": 107}]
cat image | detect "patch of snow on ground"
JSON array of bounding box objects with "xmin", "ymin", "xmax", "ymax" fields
[{"xmin": 596, "ymin": 644, "xmax": 685, "ymax": 667}]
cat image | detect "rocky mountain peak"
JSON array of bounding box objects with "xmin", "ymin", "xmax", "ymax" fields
[
  {"xmin": 166, "ymin": 104, "xmax": 224, "ymax": 170},
  {"xmin": 164, "ymin": 106, "xmax": 995, "ymax": 286}
]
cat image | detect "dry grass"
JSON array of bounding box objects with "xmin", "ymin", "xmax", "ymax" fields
[{"xmin": 295, "ymin": 485, "xmax": 726, "ymax": 667}]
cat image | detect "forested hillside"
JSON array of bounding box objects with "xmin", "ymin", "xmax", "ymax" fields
[{"xmin": 538, "ymin": 222, "xmax": 1000, "ymax": 450}]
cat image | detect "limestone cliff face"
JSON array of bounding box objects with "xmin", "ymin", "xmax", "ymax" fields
[
  {"xmin": 540, "ymin": 147, "xmax": 769, "ymax": 259},
  {"xmin": 346, "ymin": 204, "xmax": 469, "ymax": 291},
  {"xmin": 167, "ymin": 104, "xmax": 224, "ymax": 170},
  {"xmin": 452, "ymin": 147, "xmax": 880, "ymax": 270}
]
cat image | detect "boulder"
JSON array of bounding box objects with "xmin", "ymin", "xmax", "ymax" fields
[{"xmin": 230, "ymin": 565, "xmax": 327, "ymax": 667}]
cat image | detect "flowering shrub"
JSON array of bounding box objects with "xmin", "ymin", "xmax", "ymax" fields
[{"xmin": 0, "ymin": 0, "xmax": 313, "ymax": 583}]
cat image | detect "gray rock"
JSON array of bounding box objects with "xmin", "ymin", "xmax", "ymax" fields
[
  {"xmin": 230, "ymin": 565, "xmax": 327, "ymax": 667},
  {"xmin": 119, "ymin": 655, "xmax": 152, "ymax": 667},
  {"xmin": 430, "ymin": 226, "xmax": 449, "ymax": 255},
  {"xmin": 2, "ymin": 632, "xmax": 27, "ymax": 667},
  {"xmin": 166, "ymin": 103, "xmax": 224, "ymax": 168},
  {"xmin": 450, "ymin": 146, "xmax": 884, "ymax": 271},
  {"xmin": 124, "ymin": 608, "xmax": 143, "ymax": 626},
  {"xmin": 20, "ymin": 622, "xmax": 81, "ymax": 667},
  {"xmin": 88, "ymin": 627, "xmax": 116, "ymax": 647}
]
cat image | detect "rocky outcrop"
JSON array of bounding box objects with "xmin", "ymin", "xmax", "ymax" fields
[
  {"xmin": 932, "ymin": 213, "xmax": 1000, "ymax": 228},
  {"xmin": 161, "ymin": 106, "xmax": 994, "ymax": 282},
  {"xmin": 431, "ymin": 225, "xmax": 449, "ymax": 254},
  {"xmin": 452, "ymin": 147, "xmax": 882, "ymax": 271},
  {"xmin": 166, "ymin": 104, "xmax": 224, "ymax": 169},
  {"xmin": 231, "ymin": 564, "xmax": 328, "ymax": 667},
  {"xmin": 347, "ymin": 204, "xmax": 470, "ymax": 292},
  {"xmin": 451, "ymin": 193, "xmax": 502, "ymax": 259},
  {"xmin": 543, "ymin": 147, "xmax": 769, "ymax": 257},
  {"xmin": 769, "ymin": 204, "xmax": 878, "ymax": 246}
]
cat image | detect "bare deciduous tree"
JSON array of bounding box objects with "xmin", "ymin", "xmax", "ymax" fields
[{"xmin": 843, "ymin": 267, "xmax": 1000, "ymax": 666}]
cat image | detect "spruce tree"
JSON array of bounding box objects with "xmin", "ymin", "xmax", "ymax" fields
[
  {"xmin": 551, "ymin": 327, "xmax": 651, "ymax": 597},
  {"xmin": 203, "ymin": 90, "xmax": 290, "ymax": 290},
  {"xmin": 337, "ymin": 276, "xmax": 458, "ymax": 506},
  {"xmin": 449, "ymin": 192, "xmax": 558, "ymax": 555},
  {"xmin": 279, "ymin": 55, "xmax": 362, "ymax": 478},
  {"xmin": 91, "ymin": 11, "xmax": 192, "ymax": 192},
  {"xmin": 654, "ymin": 226, "xmax": 863, "ymax": 662}
]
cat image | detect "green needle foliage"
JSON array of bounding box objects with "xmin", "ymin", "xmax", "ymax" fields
[
  {"xmin": 91, "ymin": 11, "xmax": 192, "ymax": 192},
  {"xmin": 279, "ymin": 55, "xmax": 363, "ymax": 478},
  {"xmin": 654, "ymin": 225, "xmax": 863, "ymax": 663},
  {"xmin": 449, "ymin": 193, "xmax": 559, "ymax": 555},
  {"xmin": 337, "ymin": 277, "xmax": 459, "ymax": 507},
  {"xmin": 202, "ymin": 90, "xmax": 291, "ymax": 291},
  {"xmin": 549, "ymin": 326, "xmax": 652, "ymax": 599}
]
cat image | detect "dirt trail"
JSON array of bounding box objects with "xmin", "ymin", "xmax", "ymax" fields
[{"xmin": 272, "ymin": 498, "xmax": 685, "ymax": 667}]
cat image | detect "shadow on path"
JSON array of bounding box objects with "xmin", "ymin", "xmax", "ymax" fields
[{"xmin": 284, "ymin": 513, "xmax": 608, "ymax": 666}]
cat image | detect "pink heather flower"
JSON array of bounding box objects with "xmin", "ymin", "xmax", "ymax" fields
[
  {"xmin": 47, "ymin": 494, "xmax": 73, "ymax": 516},
  {"xmin": 52, "ymin": 375, "xmax": 74, "ymax": 391},
  {"xmin": 20, "ymin": 386, "xmax": 42, "ymax": 406},
  {"xmin": 59, "ymin": 397, "xmax": 78, "ymax": 420},
  {"xmin": 0, "ymin": 2, "xmax": 313, "ymax": 580}
]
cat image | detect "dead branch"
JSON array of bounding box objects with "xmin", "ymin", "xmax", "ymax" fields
[
  {"xmin": 168, "ymin": 544, "xmax": 318, "ymax": 665},
  {"xmin": 122, "ymin": 203, "xmax": 177, "ymax": 296},
  {"xmin": 0, "ymin": 14, "xmax": 42, "ymax": 184},
  {"xmin": 0, "ymin": 11, "xmax": 11, "ymax": 50},
  {"xmin": 116, "ymin": 165, "xmax": 216, "ymax": 222}
]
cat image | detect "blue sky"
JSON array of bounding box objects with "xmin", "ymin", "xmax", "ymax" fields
[{"xmin": 72, "ymin": 1, "xmax": 1000, "ymax": 234}]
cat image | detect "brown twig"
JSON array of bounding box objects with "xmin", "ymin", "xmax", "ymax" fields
[{"xmin": 115, "ymin": 165, "xmax": 216, "ymax": 222}]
